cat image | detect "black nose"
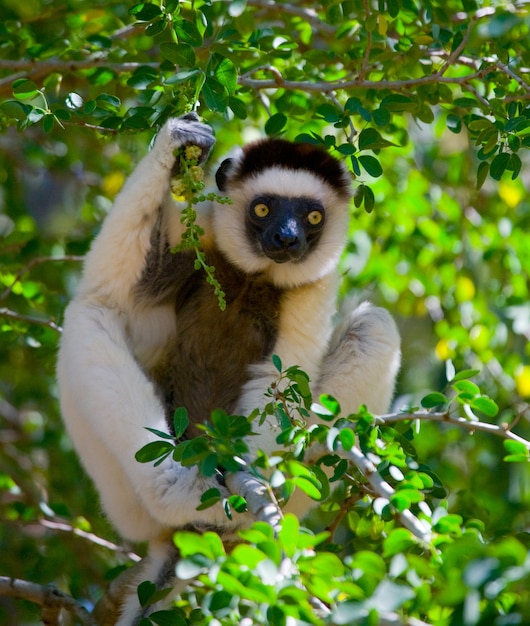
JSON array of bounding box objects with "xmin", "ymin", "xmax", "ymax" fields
[{"xmin": 272, "ymin": 231, "xmax": 300, "ymax": 251}]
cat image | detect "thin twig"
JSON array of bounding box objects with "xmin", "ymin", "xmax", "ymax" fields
[
  {"xmin": 38, "ymin": 519, "xmax": 141, "ymax": 561},
  {"xmin": 377, "ymin": 410, "xmax": 530, "ymax": 449},
  {"xmin": 0, "ymin": 577, "xmax": 96, "ymax": 626},
  {"xmin": 0, "ymin": 307, "xmax": 62, "ymax": 333},
  {"xmin": 338, "ymin": 444, "xmax": 433, "ymax": 543},
  {"xmin": 238, "ymin": 68, "xmax": 491, "ymax": 93},
  {"xmin": 0, "ymin": 255, "xmax": 83, "ymax": 303}
]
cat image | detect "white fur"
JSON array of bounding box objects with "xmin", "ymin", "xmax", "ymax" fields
[
  {"xmin": 57, "ymin": 117, "xmax": 401, "ymax": 625},
  {"xmin": 213, "ymin": 167, "xmax": 350, "ymax": 288}
]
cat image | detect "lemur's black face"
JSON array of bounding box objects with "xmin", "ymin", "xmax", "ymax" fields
[{"xmin": 246, "ymin": 194, "xmax": 326, "ymax": 264}]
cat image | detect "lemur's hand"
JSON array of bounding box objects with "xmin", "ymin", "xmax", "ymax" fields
[{"xmin": 153, "ymin": 112, "xmax": 215, "ymax": 169}]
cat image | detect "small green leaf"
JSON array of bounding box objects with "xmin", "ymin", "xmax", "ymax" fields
[
  {"xmin": 12, "ymin": 79, "xmax": 39, "ymax": 100},
  {"xmin": 316, "ymin": 103, "xmax": 342, "ymax": 123},
  {"xmin": 137, "ymin": 580, "xmax": 156, "ymax": 607},
  {"xmin": 202, "ymin": 77, "xmax": 228, "ymax": 112},
  {"xmin": 278, "ymin": 513, "xmax": 300, "ymax": 557},
  {"xmin": 504, "ymin": 439, "xmax": 530, "ymax": 458},
  {"xmin": 160, "ymin": 42, "xmax": 196, "ymax": 67},
  {"xmin": 490, "ymin": 152, "xmax": 511, "ymax": 180},
  {"xmin": 363, "ymin": 184, "xmax": 375, "ymax": 213},
  {"xmin": 135, "ymin": 441, "xmax": 174, "ymax": 463},
  {"xmin": 358, "ymin": 154, "xmax": 383, "ymax": 178},
  {"xmin": 210, "ymin": 55, "xmax": 237, "ymax": 94},
  {"xmin": 383, "ymin": 528, "xmax": 417, "ymax": 557},
  {"xmin": 353, "ymin": 183, "xmax": 364, "ymax": 207},
  {"xmin": 272, "ymin": 354, "xmax": 282, "ymax": 372},
  {"xmin": 292, "ymin": 476, "xmax": 322, "ymax": 500},
  {"xmin": 446, "ymin": 113, "xmax": 462, "ymax": 133},
  {"xmin": 149, "ymin": 610, "xmax": 187, "ymax": 626},
  {"xmin": 450, "ymin": 369, "xmax": 480, "ymax": 383},
  {"xmin": 453, "ymin": 380, "xmax": 480, "ymax": 396},
  {"xmin": 129, "ymin": 3, "xmax": 162, "ymax": 21},
  {"xmin": 228, "ymin": 494, "xmax": 247, "ymax": 513},
  {"xmin": 421, "ymin": 392, "xmax": 448, "ymax": 408},
  {"xmin": 173, "ymin": 407, "xmax": 189, "ymax": 439},
  {"xmin": 318, "ymin": 394, "xmax": 341, "ymax": 417},
  {"xmin": 470, "ymin": 395, "xmax": 499, "ymax": 417},
  {"xmin": 339, "ymin": 428, "xmax": 355, "ymax": 451},
  {"xmin": 174, "ymin": 18, "xmax": 203, "ymax": 47},
  {"xmin": 265, "ymin": 113, "xmax": 287, "ymax": 136},
  {"xmin": 196, "ymin": 487, "xmax": 221, "ymax": 510}
]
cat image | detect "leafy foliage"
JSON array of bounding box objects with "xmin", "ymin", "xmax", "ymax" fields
[{"xmin": 1, "ymin": 1, "xmax": 530, "ymax": 625}]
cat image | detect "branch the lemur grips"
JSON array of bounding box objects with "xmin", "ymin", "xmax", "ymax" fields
[{"xmin": 57, "ymin": 114, "xmax": 401, "ymax": 624}]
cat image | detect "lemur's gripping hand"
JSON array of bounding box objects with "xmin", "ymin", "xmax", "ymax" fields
[{"xmin": 154, "ymin": 112, "xmax": 215, "ymax": 170}]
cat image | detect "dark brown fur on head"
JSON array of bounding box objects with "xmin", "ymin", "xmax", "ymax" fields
[{"xmin": 215, "ymin": 139, "xmax": 351, "ymax": 197}]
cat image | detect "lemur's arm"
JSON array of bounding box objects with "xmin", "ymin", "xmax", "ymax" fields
[{"xmin": 57, "ymin": 115, "xmax": 251, "ymax": 542}]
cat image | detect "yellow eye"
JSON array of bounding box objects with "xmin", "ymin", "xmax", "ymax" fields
[
  {"xmin": 254, "ymin": 203, "xmax": 270, "ymax": 218},
  {"xmin": 307, "ymin": 210, "xmax": 323, "ymax": 225}
]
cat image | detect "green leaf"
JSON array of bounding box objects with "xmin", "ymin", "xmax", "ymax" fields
[
  {"xmin": 129, "ymin": 3, "xmax": 163, "ymax": 21},
  {"xmin": 265, "ymin": 113, "xmax": 287, "ymax": 136},
  {"xmin": 383, "ymin": 528, "xmax": 417, "ymax": 557},
  {"xmin": 470, "ymin": 395, "xmax": 499, "ymax": 417},
  {"xmin": 0, "ymin": 100, "xmax": 32, "ymax": 119},
  {"xmin": 173, "ymin": 407, "xmax": 189, "ymax": 439},
  {"xmin": 145, "ymin": 18, "xmax": 167, "ymax": 37},
  {"xmin": 339, "ymin": 428, "xmax": 355, "ymax": 451},
  {"xmin": 358, "ymin": 127, "xmax": 395, "ymax": 150},
  {"xmin": 420, "ymin": 392, "xmax": 448, "ymax": 408},
  {"xmin": 200, "ymin": 487, "xmax": 221, "ymax": 504},
  {"xmin": 317, "ymin": 394, "xmax": 341, "ymax": 418},
  {"xmin": 452, "ymin": 380, "xmax": 480, "ymax": 396},
  {"xmin": 272, "ymin": 354, "xmax": 282, "ymax": 372},
  {"xmin": 202, "ymin": 77, "xmax": 228, "ymax": 112},
  {"xmin": 137, "ymin": 580, "xmax": 156, "ymax": 607},
  {"xmin": 363, "ymin": 184, "xmax": 375, "ymax": 213},
  {"xmin": 227, "ymin": 494, "xmax": 247, "ymax": 513},
  {"xmin": 12, "ymin": 79, "xmax": 39, "ymax": 100},
  {"xmin": 165, "ymin": 69, "xmax": 202, "ymax": 85},
  {"xmin": 490, "ymin": 152, "xmax": 511, "ymax": 180},
  {"xmin": 446, "ymin": 113, "xmax": 462, "ymax": 133},
  {"xmin": 278, "ymin": 513, "xmax": 299, "ymax": 557},
  {"xmin": 292, "ymin": 476, "xmax": 322, "ymax": 500},
  {"xmin": 210, "ymin": 55, "xmax": 237, "ymax": 94},
  {"xmin": 149, "ymin": 610, "xmax": 187, "ymax": 626},
  {"xmin": 316, "ymin": 103, "xmax": 342, "ymax": 123},
  {"xmin": 159, "ymin": 42, "xmax": 196, "ymax": 67},
  {"xmin": 358, "ymin": 155, "xmax": 383, "ymax": 177},
  {"xmin": 135, "ymin": 441, "xmax": 174, "ymax": 463},
  {"xmin": 380, "ymin": 94, "xmax": 416, "ymax": 112},
  {"xmin": 174, "ymin": 18, "xmax": 203, "ymax": 47},
  {"xmin": 450, "ymin": 369, "xmax": 480, "ymax": 383},
  {"xmin": 504, "ymin": 439, "xmax": 529, "ymax": 457}
]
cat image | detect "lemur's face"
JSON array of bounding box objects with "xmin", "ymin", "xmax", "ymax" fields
[
  {"xmin": 213, "ymin": 139, "xmax": 352, "ymax": 288},
  {"xmin": 245, "ymin": 193, "xmax": 326, "ymax": 264}
]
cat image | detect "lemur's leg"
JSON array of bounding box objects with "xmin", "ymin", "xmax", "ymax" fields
[{"xmin": 315, "ymin": 302, "xmax": 401, "ymax": 416}]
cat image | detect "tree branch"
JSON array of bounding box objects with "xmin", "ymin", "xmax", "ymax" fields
[
  {"xmin": 38, "ymin": 519, "xmax": 141, "ymax": 561},
  {"xmin": 336, "ymin": 444, "xmax": 432, "ymax": 543},
  {"xmin": 238, "ymin": 68, "xmax": 494, "ymax": 93},
  {"xmin": 225, "ymin": 471, "xmax": 283, "ymax": 532},
  {"xmin": 0, "ymin": 307, "xmax": 62, "ymax": 333},
  {"xmin": 0, "ymin": 577, "xmax": 96, "ymax": 626},
  {"xmin": 377, "ymin": 410, "xmax": 530, "ymax": 449},
  {"xmin": 0, "ymin": 255, "xmax": 84, "ymax": 303}
]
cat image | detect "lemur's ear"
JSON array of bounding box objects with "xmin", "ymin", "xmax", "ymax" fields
[{"xmin": 215, "ymin": 158, "xmax": 234, "ymax": 192}]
